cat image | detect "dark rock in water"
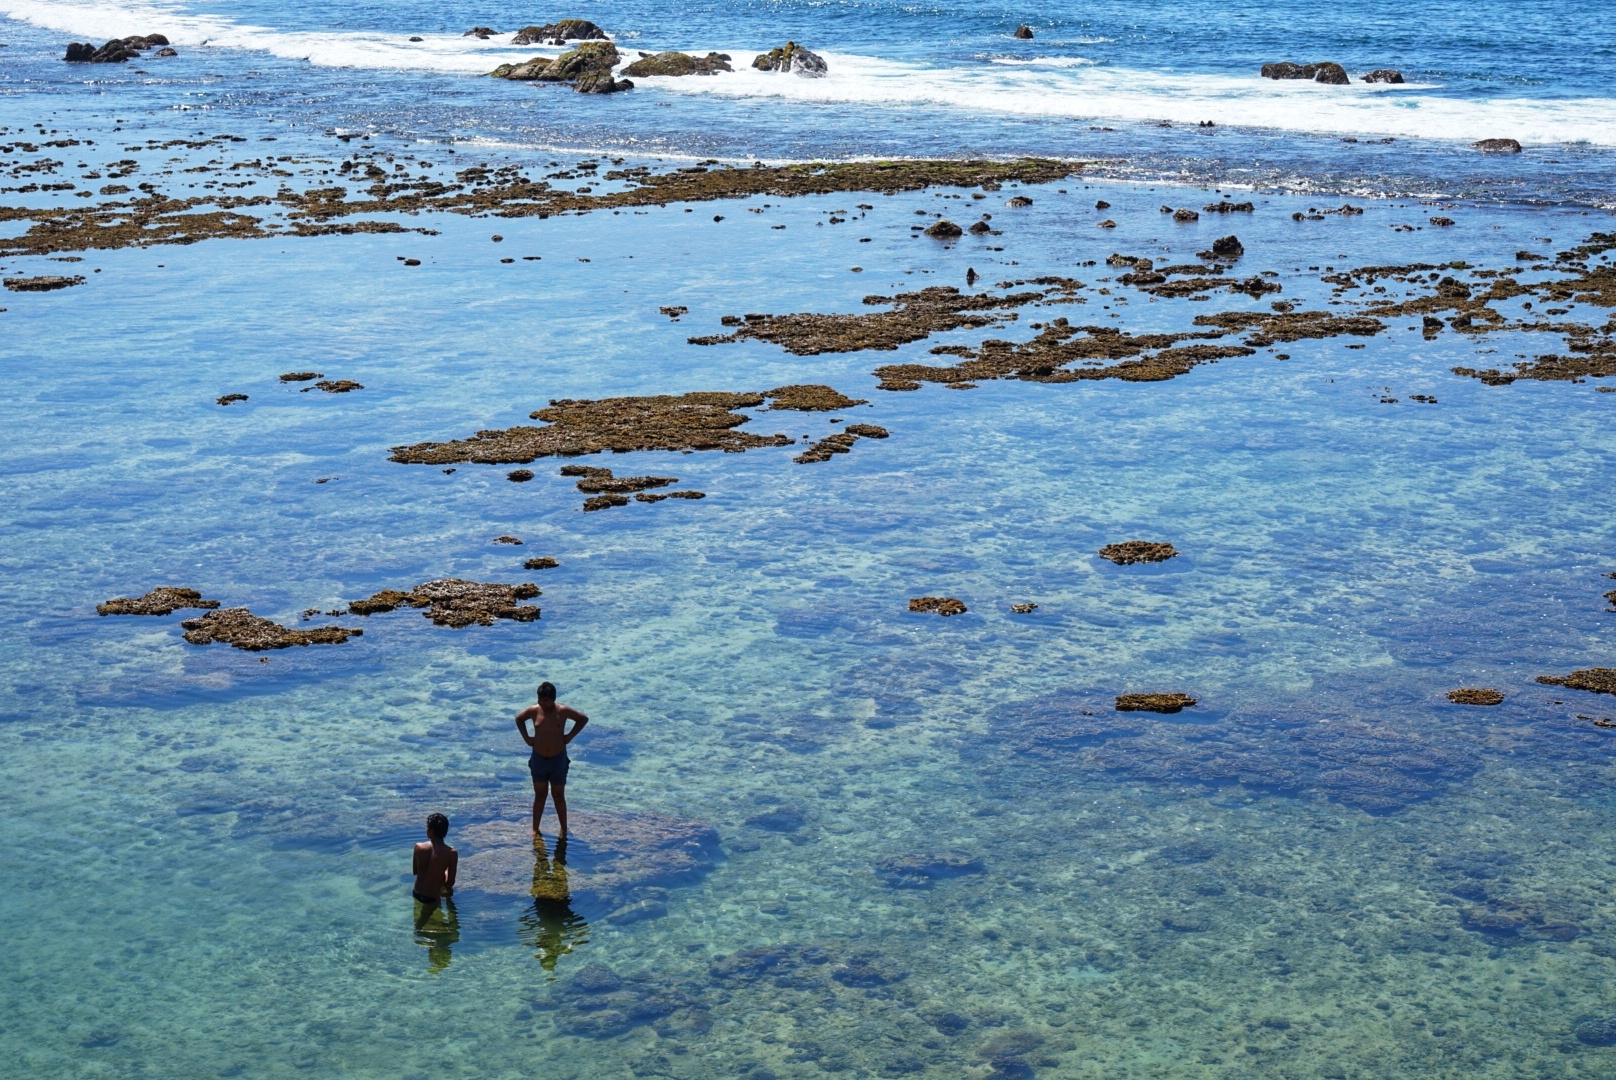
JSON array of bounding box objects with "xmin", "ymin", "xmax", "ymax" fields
[
  {"xmin": 1013, "ymin": 24, "xmax": 1034, "ymax": 39},
  {"xmin": 1261, "ymin": 61, "xmax": 1349, "ymax": 84},
  {"xmin": 875, "ymin": 852, "xmax": 984, "ymax": 888},
  {"xmin": 4, "ymin": 274, "xmax": 84, "ymax": 292},
  {"xmin": 659, "ymin": 305, "xmax": 688, "ymax": 319},
  {"xmin": 1005, "ymin": 195, "xmax": 1033, "ymax": 208},
  {"xmin": 313, "ymin": 379, "xmax": 362, "ymax": 393},
  {"xmin": 1430, "ymin": 216, "xmax": 1454, "ymax": 227},
  {"xmin": 1460, "ymin": 899, "xmax": 1581, "ymax": 940},
  {"xmin": 180, "ymin": 608, "xmax": 362, "ymax": 650},
  {"xmin": 843, "ymin": 423, "xmax": 888, "ymax": 439},
  {"xmin": 1011, "ymin": 602, "xmax": 1037, "ymax": 613},
  {"xmin": 1448, "ymin": 688, "xmax": 1503, "ymax": 705},
  {"xmin": 1211, "ymin": 234, "xmax": 1244, "ymax": 258},
  {"xmin": 1099, "ymin": 540, "xmax": 1177, "ymax": 564},
  {"xmin": 511, "ymin": 20, "xmax": 607, "ymax": 44},
  {"xmin": 910, "ymin": 597, "xmax": 967, "ymax": 616},
  {"xmin": 1162, "ymin": 912, "xmax": 1210, "ymax": 932},
  {"xmin": 925, "ymin": 219, "xmax": 964, "ymax": 238},
  {"xmin": 523, "ymin": 557, "xmax": 561, "ymax": 570},
  {"xmin": 1363, "ymin": 68, "xmax": 1404, "ymax": 84},
  {"xmin": 968, "ymin": 220, "xmax": 992, "ymax": 235},
  {"xmin": 1575, "ymin": 1016, "xmax": 1616, "ymax": 1047},
  {"xmin": 562, "ymin": 464, "xmax": 677, "ymax": 495},
  {"xmin": 752, "ymin": 42, "xmax": 827, "ymax": 77},
  {"xmin": 507, "ymin": 469, "xmax": 533, "ymax": 482},
  {"xmin": 347, "ymin": 579, "xmax": 540, "ymax": 626},
  {"xmin": 621, "ymin": 51, "xmax": 733, "ymax": 77},
  {"xmin": 570, "ymin": 964, "xmax": 624, "ymax": 994},
  {"xmin": 745, "ymin": 806, "xmax": 806, "ymax": 832},
  {"xmin": 1204, "ymin": 201, "xmax": 1254, "ymax": 214},
  {"xmin": 67, "ymin": 35, "xmax": 168, "ymax": 63},
  {"xmin": 1312, "ymin": 62, "xmax": 1349, "ymax": 84},
  {"xmin": 154, "ymin": 46, "xmax": 177, "ymax": 57},
  {"xmin": 492, "ymin": 535, "xmax": 523, "ymax": 545},
  {"xmin": 1538, "ymin": 669, "xmax": 1616, "ymax": 694},
  {"xmin": 492, "ymin": 40, "xmax": 619, "ymax": 84},
  {"xmin": 832, "ymin": 958, "xmax": 900, "ymax": 987},
  {"xmin": 793, "ymin": 431, "xmax": 860, "ymax": 463},
  {"xmin": 216, "ymin": 393, "xmax": 248, "ymax": 406},
  {"xmin": 1474, "ymin": 138, "xmax": 1522, "ymax": 154},
  {"xmin": 1116, "ymin": 693, "xmax": 1197, "ymax": 713},
  {"xmin": 584, "ymin": 493, "xmax": 629, "ymax": 511},
  {"xmin": 709, "ymin": 944, "xmax": 833, "ymax": 988},
  {"xmin": 98, "ymin": 587, "xmax": 220, "ymax": 617},
  {"xmin": 1173, "ymin": 208, "xmax": 1199, "ymax": 223},
  {"xmin": 279, "ymin": 371, "xmax": 322, "ymax": 382},
  {"xmin": 575, "ymin": 72, "xmax": 633, "ymax": 94},
  {"xmin": 463, "ymin": 26, "xmax": 498, "ymax": 38},
  {"xmin": 65, "ymin": 43, "xmax": 96, "ymax": 62}
]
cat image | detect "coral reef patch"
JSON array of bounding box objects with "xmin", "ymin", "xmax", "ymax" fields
[
  {"xmin": 347, "ymin": 579, "xmax": 540, "ymax": 626},
  {"xmin": 1536, "ymin": 669, "xmax": 1616, "ymax": 695},
  {"xmin": 180, "ymin": 608, "xmax": 362, "ymax": 650},
  {"xmin": 1116, "ymin": 693, "xmax": 1198, "ymax": 713},
  {"xmin": 1099, "ymin": 541, "xmax": 1178, "ymax": 564},
  {"xmin": 1448, "ymin": 688, "xmax": 1505, "ymax": 705},
  {"xmin": 910, "ymin": 597, "xmax": 967, "ymax": 616},
  {"xmin": 97, "ymin": 587, "xmax": 220, "ymax": 616}
]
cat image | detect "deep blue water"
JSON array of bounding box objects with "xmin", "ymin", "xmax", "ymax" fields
[{"xmin": 4, "ymin": 1, "xmax": 1616, "ymax": 1077}]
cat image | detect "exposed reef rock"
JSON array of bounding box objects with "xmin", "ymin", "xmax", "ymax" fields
[
  {"xmin": 389, "ymin": 391, "xmax": 796, "ymax": 465},
  {"xmin": 0, "ymin": 159, "xmax": 1077, "ymax": 259},
  {"xmin": 622, "ymin": 51, "xmax": 732, "ymax": 77},
  {"xmin": 910, "ymin": 597, "xmax": 967, "ymax": 616},
  {"xmin": 1099, "ymin": 540, "xmax": 1178, "ymax": 565},
  {"xmin": 1014, "ymin": 25, "xmax": 1034, "ymax": 39},
  {"xmin": 523, "ymin": 557, "xmax": 561, "ymax": 570},
  {"xmin": 691, "ymin": 285, "xmax": 1050, "ymax": 355},
  {"xmin": 752, "ymin": 42, "xmax": 827, "ymax": 77},
  {"xmin": 875, "ymin": 852, "xmax": 983, "ymax": 888},
  {"xmin": 1204, "ymin": 201, "xmax": 1254, "ymax": 214},
  {"xmin": 216, "ymin": 393, "xmax": 247, "ymax": 406},
  {"xmin": 764, "ymin": 384, "xmax": 868, "ymax": 411},
  {"xmin": 98, "ymin": 587, "xmax": 220, "ymax": 617},
  {"xmin": 279, "ymin": 371, "xmax": 321, "ymax": 382},
  {"xmin": 347, "ymin": 579, "xmax": 540, "ymax": 626},
  {"xmin": 507, "ymin": 469, "xmax": 533, "ymax": 482},
  {"xmin": 843, "ymin": 423, "xmax": 888, "ymax": 439},
  {"xmin": 4, "ymin": 274, "xmax": 84, "ymax": 292},
  {"xmin": 511, "ymin": 20, "xmax": 607, "ymax": 44},
  {"xmin": 1474, "ymin": 138, "xmax": 1523, "ymax": 154},
  {"xmin": 180, "ymin": 608, "xmax": 362, "ymax": 650},
  {"xmin": 1536, "ymin": 669, "xmax": 1616, "ymax": 695},
  {"xmin": 1116, "ymin": 693, "xmax": 1197, "ymax": 713},
  {"xmin": 793, "ymin": 432, "xmax": 857, "ymax": 463},
  {"xmin": 1004, "ymin": 692, "xmax": 1477, "ymax": 814},
  {"xmin": 584, "ymin": 494, "xmax": 629, "ymax": 511},
  {"xmin": 1192, "ymin": 310, "xmax": 1385, "ymax": 347},
  {"xmin": 492, "ymin": 41, "xmax": 630, "ymax": 93},
  {"xmin": 1448, "ymin": 688, "xmax": 1504, "ymax": 705},
  {"xmin": 1460, "ymin": 899, "xmax": 1581, "ymax": 941},
  {"xmin": 561, "ymin": 464, "xmax": 678, "ymax": 494},
  {"xmin": 1363, "ymin": 69, "xmax": 1405, "ymax": 83},
  {"xmin": 924, "ymin": 219, "xmax": 964, "ymax": 238},
  {"xmin": 313, "ymin": 379, "xmax": 361, "ymax": 393},
  {"xmin": 1260, "ymin": 61, "xmax": 1349, "ymax": 84}
]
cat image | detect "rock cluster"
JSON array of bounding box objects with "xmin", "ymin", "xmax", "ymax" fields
[
  {"xmin": 1447, "ymin": 688, "xmax": 1504, "ymax": 705},
  {"xmin": 1098, "ymin": 540, "xmax": 1178, "ymax": 564},
  {"xmin": 347, "ymin": 579, "xmax": 540, "ymax": 626},
  {"xmin": 65, "ymin": 35, "xmax": 169, "ymax": 63},
  {"xmin": 4, "ymin": 275, "xmax": 84, "ymax": 292},
  {"xmin": 1362, "ymin": 69, "xmax": 1405, "ymax": 83},
  {"xmin": 511, "ymin": 20, "xmax": 607, "ymax": 45},
  {"xmin": 909, "ymin": 597, "xmax": 967, "ymax": 616},
  {"xmin": 622, "ymin": 51, "xmax": 732, "ymax": 77},
  {"xmin": 1116, "ymin": 693, "xmax": 1197, "ymax": 713},
  {"xmin": 1537, "ymin": 668, "xmax": 1616, "ymax": 695},
  {"xmin": 492, "ymin": 41, "xmax": 632, "ymax": 93},
  {"xmin": 764, "ymin": 384, "xmax": 868, "ymax": 411},
  {"xmin": 752, "ymin": 42, "xmax": 827, "ymax": 77},
  {"xmin": 793, "ymin": 423, "xmax": 887, "ymax": 463},
  {"xmin": 97, "ymin": 587, "xmax": 220, "ymax": 617},
  {"xmin": 180, "ymin": 608, "xmax": 362, "ymax": 650},
  {"xmin": 1260, "ymin": 61, "xmax": 1350, "ymax": 84}
]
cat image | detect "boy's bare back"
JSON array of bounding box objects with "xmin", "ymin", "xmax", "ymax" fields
[{"xmin": 412, "ymin": 817, "xmax": 458, "ymax": 903}]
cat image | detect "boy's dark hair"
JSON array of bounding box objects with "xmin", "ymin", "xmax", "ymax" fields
[
  {"xmin": 538, "ymin": 681, "xmax": 557, "ymax": 701},
  {"xmin": 426, "ymin": 813, "xmax": 449, "ymax": 839}
]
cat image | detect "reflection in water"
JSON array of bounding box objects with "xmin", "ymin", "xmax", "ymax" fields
[
  {"xmin": 412, "ymin": 895, "xmax": 460, "ymax": 974},
  {"xmin": 518, "ymin": 836, "xmax": 590, "ymax": 975}
]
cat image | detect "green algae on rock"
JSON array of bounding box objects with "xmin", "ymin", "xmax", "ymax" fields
[
  {"xmin": 622, "ymin": 51, "xmax": 733, "ymax": 77},
  {"xmin": 1536, "ymin": 669, "xmax": 1616, "ymax": 694},
  {"xmin": 1099, "ymin": 541, "xmax": 1178, "ymax": 565},
  {"xmin": 97, "ymin": 586, "xmax": 220, "ymax": 616},
  {"xmin": 1116, "ymin": 693, "xmax": 1198, "ymax": 713},
  {"xmin": 347, "ymin": 579, "xmax": 539, "ymax": 627},
  {"xmin": 180, "ymin": 607, "xmax": 362, "ymax": 650},
  {"xmin": 909, "ymin": 597, "xmax": 967, "ymax": 616}
]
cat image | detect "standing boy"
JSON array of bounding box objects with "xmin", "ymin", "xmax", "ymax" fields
[{"xmin": 514, "ymin": 681, "xmax": 589, "ymax": 836}]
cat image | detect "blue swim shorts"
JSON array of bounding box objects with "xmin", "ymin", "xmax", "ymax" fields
[{"xmin": 529, "ymin": 753, "xmax": 570, "ymax": 785}]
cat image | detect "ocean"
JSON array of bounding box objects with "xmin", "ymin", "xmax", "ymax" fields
[{"xmin": 3, "ymin": 1, "xmax": 1616, "ymax": 1077}]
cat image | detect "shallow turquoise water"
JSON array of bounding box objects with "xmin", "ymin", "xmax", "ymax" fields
[{"xmin": 4, "ymin": 150, "xmax": 1616, "ymax": 1077}]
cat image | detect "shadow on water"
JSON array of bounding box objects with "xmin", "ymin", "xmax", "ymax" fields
[{"xmin": 517, "ymin": 834, "xmax": 591, "ymax": 976}]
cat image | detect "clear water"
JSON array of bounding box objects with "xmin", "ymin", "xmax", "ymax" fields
[{"xmin": 4, "ymin": 1, "xmax": 1616, "ymax": 1077}]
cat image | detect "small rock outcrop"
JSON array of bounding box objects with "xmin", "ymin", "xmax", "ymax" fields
[
  {"xmin": 1362, "ymin": 69, "xmax": 1405, "ymax": 84},
  {"xmin": 463, "ymin": 26, "xmax": 498, "ymax": 38},
  {"xmin": 511, "ymin": 20, "xmax": 607, "ymax": 45},
  {"xmin": 1099, "ymin": 540, "xmax": 1178, "ymax": 565},
  {"xmin": 1173, "ymin": 208, "xmax": 1199, "ymax": 223},
  {"xmin": 4, "ymin": 275, "xmax": 85, "ymax": 292},
  {"xmin": 752, "ymin": 42, "xmax": 827, "ymax": 77},
  {"xmin": 1537, "ymin": 668, "xmax": 1616, "ymax": 694},
  {"xmin": 1448, "ymin": 688, "xmax": 1504, "ymax": 705},
  {"xmin": 1013, "ymin": 25, "xmax": 1034, "ymax": 39},
  {"xmin": 1260, "ymin": 61, "xmax": 1350, "ymax": 84},
  {"xmin": 492, "ymin": 40, "xmax": 630, "ymax": 92},
  {"xmin": 622, "ymin": 51, "xmax": 732, "ymax": 77},
  {"xmin": 1210, "ymin": 235, "xmax": 1244, "ymax": 258},
  {"xmin": 1116, "ymin": 693, "xmax": 1197, "ymax": 713},
  {"xmin": 98, "ymin": 587, "xmax": 220, "ymax": 617},
  {"xmin": 910, "ymin": 597, "xmax": 967, "ymax": 616},
  {"xmin": 348, "ymin": 579, "xmax": 540, "ymax": 627},
  {"xmin": 181, "ymin": 608, "xmax": 362, "ymax": 650},
  {"xmin": 925, "ymin": 219, "xmax": 964, "ymax": 238},
  {"xmin": 1474, "ymin": 138, "xmax": 1522, "ymax": 154},
  {"xmin": 65, "ymin": 35, "xmax": 169, "ymax": 63}
]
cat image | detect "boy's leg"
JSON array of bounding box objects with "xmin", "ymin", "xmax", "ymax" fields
[
  {"xmin": 532, "ymin": 780, "xmax": 549, "ymax": 834},
  {"xmin": 552, "ymin": 783, "xmax": 568, "ymax": 837}
]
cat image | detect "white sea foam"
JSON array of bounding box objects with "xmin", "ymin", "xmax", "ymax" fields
[{"xmin": 6, "ymin": 0, "xmax": 1615, "ymax": 147}]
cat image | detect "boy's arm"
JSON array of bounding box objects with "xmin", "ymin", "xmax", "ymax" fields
[
  {"xmin": 562, "ymin": 706, "xmax": 589, "ymax": 743},
  {"xmin": 514, "ymin": 708, "xmax": 535, "ymax": 748},
  {"xmin": 444, "ymin": 849, "xmax": 458, "ymax": 893}
]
